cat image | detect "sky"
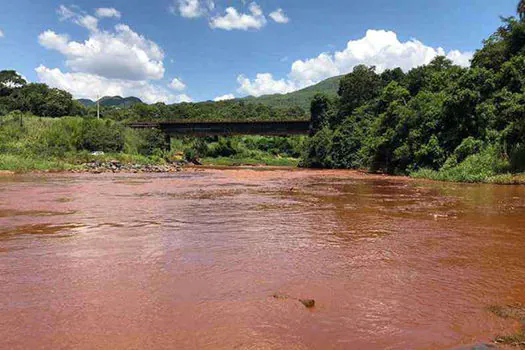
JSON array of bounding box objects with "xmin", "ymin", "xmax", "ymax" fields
[{"xmin": 0, "ymin": 0, "xmax": 519, "ymax": 103}]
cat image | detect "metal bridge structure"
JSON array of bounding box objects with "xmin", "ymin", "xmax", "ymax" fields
[{"xmin": 128, "ymin": 120, "xmax": 311, "ymax": 137}]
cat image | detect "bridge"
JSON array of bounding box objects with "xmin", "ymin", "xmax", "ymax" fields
[{"xmin": 128, "ymin": 120, "xmax": 311, "ymax": 137}]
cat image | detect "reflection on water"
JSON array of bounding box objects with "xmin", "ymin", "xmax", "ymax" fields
[{"xmin": 1, "ymin": 169, "xmax": 525, "ymax": 349}]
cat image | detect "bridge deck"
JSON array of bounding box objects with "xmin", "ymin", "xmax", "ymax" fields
[{"xmin": 129, "ymin": 120, "xmax": 311, "ymax": 136}]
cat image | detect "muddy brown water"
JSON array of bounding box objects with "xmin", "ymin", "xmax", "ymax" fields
[{"xmin": 1, "ymin": 168, "xmax": 525, "ymax": 349}]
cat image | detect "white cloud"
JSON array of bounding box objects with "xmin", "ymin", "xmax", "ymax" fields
[
  {"xmin": 95, "ymin": 8, "xmax": 121, "ymax": 19},
  {"xmin": 38, "ymin": 24, "xmax": 165, "ymax": 81},
  {"xmin": 77, "ymin": 15, "xmax": 99, "ymax": 32},
  {"xmin": 446, "ymin": 50, "xmax": 472, "ymax": 68},
  {"xmin": 210, "ymin": 2, "xmax": 266, "ymax": 31},
  {"xmin": 237, "ymin": 73, "xmax": 296, "ymax": 96},
  {"xmin": 237, "ymin": 29, "xmax": 473, "ymax": 96},
  {"xmin": 57, "ymin": 5, "xmax": 76, "ymax": 21},
  {"xmin": 269, "ymin": 8, "xmax": 289, "ymax": 24},
  {"xmin": 36, "ymin": 5, "xmax": 192, "ymax": 105},
  {"xmin": 56, "ymin": 5, "xmax": 99, "ymax": 32},
  {"xmin": 289, "ymin": 53, "xmax": 340, "ymax": 87},
  {"xmin": 0, "ymin": 29, "xmax": 4, "ymax": 38},
  {"xmin": 213, "ymin": 94, "xmax": 235, "ymax": 101},
  {"xmin": 173, "ymin": 0, "xmax": 214, "ymax": 18},
  {"xmin": 168, "ymin": 77, "xmax": 186, "ymax": 91},
  {"xmin": 36, "ymin": 66, "xmax": 192, "ymax": 104}
]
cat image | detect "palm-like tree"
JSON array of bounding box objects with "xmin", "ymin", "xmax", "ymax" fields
[{"xmin": 518, "ymin": 0, "xmax": 525, "ymax": 20}]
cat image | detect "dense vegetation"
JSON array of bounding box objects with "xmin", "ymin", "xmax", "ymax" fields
[
  {"xmin": 0, "ymin": 111, "xmax": 304, "ymax": 170},
  {"xmin": 301, "ymin": 11, "xmax": 525, "ymax": 183},
  {"xmin": 0, "ymin": 69, "xmax": 307, "ymax": 171}
]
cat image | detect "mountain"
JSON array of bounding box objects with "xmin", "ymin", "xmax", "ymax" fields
[
  {"xmin": 239, "ymin": 75, "xmax": 343, "ymax": 110},
  {"xmin": 77, "ymin": 98, "xmax": 96, "ymax": 107},
  {"xmin": 77, "ymin": 96, "xmax": 144, "ymax": 108},
  {"xmin": 76, "ymin": 75, "xmax": 342, "ymax": 111}
]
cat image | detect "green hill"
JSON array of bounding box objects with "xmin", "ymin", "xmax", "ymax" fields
[
  {"xmin": 76, "ymin": 75, "xmax": 342, "ymax": 112},
  {"xmin": 77, "ymin": 98, "xmax": 95, "ymax": 107},
  {"xmin": 77, "ymin": 96, "xmax": 143, "ymax": 108},
  {"xmin": 239, "ymin": 75, "xmax": 342, "ymax": 110}
]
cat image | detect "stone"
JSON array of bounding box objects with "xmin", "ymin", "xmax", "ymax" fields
[{"xmin": 299, "ymin": 299, "xmax": 315, "ymax": 308}]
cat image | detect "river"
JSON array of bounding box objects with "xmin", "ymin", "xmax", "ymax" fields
[{"xmin": 1, "ymin": 168, "xmax": 524, "ymax": 349}]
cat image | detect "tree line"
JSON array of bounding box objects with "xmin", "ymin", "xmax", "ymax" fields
[
  {"xmin": 0, "ymin": 71, "xmax": 306, "ymax": 122},
  {"xmin": 302, "ymin": 9, "xmax": 525, "ymax": 181}
]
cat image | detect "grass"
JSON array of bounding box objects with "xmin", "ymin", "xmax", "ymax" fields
[
  {"xmin": 0, "ymin": 152, "xmax": 170, "ymax": 173},
  {"xmin": 410, "ymin": 147, "xmax": 525, "ymax": 184},
  {"xmin": 0, "ymin": 114, "xmax": 304, "ymax": 172},
  {"xmin": 0, "ymin": 154, "xmax": 76, "ymax": 172},
  {"xmin": 411, "ymin": 168, "xmax": 525, "ymax": 184},
  {"xmin": 201, "ymin": 156, "xmax": 299, "ymax": 167}
]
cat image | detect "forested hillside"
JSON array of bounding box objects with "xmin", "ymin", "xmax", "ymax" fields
[
  {"xmin": 77, "ymin": 96, "xmax": 144, "ymax": 108},
  {"xmin": 76, "ymin": 75, "xmax": 342, "ymax": 111},
  {"xmin": 240, "ymin": 75, "xmax": 342, "ymax": 110}
]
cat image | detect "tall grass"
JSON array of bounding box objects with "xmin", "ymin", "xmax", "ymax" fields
[
  {"xmin": 0, "ymin": 113, "xmax": 303, "ymax": 171},
  {"xmin": 0, "ymin": 113, "xmax": 168, "ymax": 171},
  {"xmin": 410, "ymin": 146, "xmax": 517, "ymax": 183}
]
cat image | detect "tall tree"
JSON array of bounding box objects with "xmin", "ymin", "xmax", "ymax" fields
[
  {"xmin": 0, "ymin": 70, "xmax": 27, "ymax": 96},
  {"xmin": 518, "ymin": 0, "xmax": 525, "ymax": 20}
]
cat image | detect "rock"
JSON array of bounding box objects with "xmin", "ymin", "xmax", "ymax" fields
[
  {"xmin": 299, "ymin": 299, "xmax": 315, "ymax": 308},
  {"xmin": 80, "ymin": 161, "xmax": 183, "ymax": 174},
  {"xmin": 273, "ymin": 293, "xmax": 315, "ymax": 308},
  {"xmin": 273, "ymin": 293, "xmax": 289, "ymax": 300}
]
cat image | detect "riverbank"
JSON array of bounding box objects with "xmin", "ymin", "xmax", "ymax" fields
[
  {"xmin": 0, "ymin": 152, "xmax": 189, "ymax": 173},
  {"xmin": 0, "ymin": 153, "xmax": 300, "ymax": 174},
  {"xmin": 489, "ymin": 304, "xmax": 525, "ymax": 348},
  {"xmin": 411, "ymin": 168, "xmax": 525, "ymax": 185},
  {"xmin": 3, "ymin": 153, "xmax": 525, "ymax": 186},
  {"xmin": 201, "ymin": 155, "xmax": 299, "ymax": 167}
]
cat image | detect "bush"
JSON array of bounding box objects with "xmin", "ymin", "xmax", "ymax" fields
[
  {"xmin": 136, "ymin": 129, "xmax": 169, "ymax": 156},
  {"xmin": 80, "ymin": 119, "xmax": 124, "ymax": 152},
  {"xmin": 411, "ymin": 146, "xmax": 509, "ymax": 182},
  {"xmin": 208, "ymin": 138, "xmax": 237, "ymax": 157},
  {"xmin": 300, "ymin": 127, "xmax": 334, "ymax": 168}
]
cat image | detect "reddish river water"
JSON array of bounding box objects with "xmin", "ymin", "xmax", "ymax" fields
[{"xmin": 1, "ymin": 168, "xmax": 524, "ymax": 349}]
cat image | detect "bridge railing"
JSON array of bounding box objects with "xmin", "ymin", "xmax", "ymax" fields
[{"xmin": 127, "ymin": 120, "xmax": 312, "ymax": 136}]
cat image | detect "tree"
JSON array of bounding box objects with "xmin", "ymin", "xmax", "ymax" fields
[
  {"xmin": 338, "ymin": 65, "xmax": 382, "ymax": 117},
  {"xmin": 309, "ymin": 94, "xmax": 333, "ymax": 134},
  {"xmin": 518, "ymin": 0, "xmax": 525, "ymax": 20},
  {"xmin": 0, "ymin": 70, "xmax": 26, "ymax": 97}
]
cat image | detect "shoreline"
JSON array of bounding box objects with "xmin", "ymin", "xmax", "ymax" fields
[{"xmin": 1, "ymin": 161, "xmax": 525, "ymax": 185}]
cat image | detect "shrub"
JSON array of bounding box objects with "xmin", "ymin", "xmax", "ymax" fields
[{"xmin": 80, "ymin": 119, "xmax": 124, "ymax": 152}]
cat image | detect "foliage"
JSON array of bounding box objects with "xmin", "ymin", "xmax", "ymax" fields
[
  {"xmin": 300, "ymin": 5, "xmax": 525, "ymax": 182},
  {"xmin": 0, "ymin": 72, "xmax": 83, "ymax": 118},
  {"xmin": 0, "ymin": 113, "xmax": 170, "ymax": 166}
]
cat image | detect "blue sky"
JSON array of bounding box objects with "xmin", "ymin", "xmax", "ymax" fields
[{"xmin": 0, "ymin": 0, "xmax": 519, "ymax": 103}]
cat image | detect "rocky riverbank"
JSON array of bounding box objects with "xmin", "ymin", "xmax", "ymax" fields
[{"xmin": 79, "ymin": 160, "xmax": 185, "ymax": 174}]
